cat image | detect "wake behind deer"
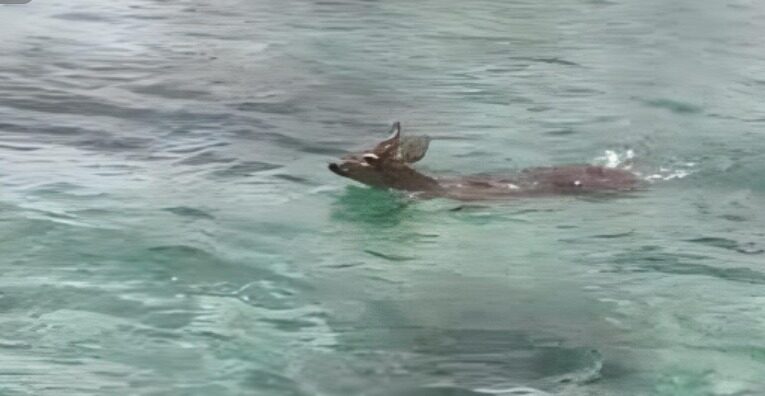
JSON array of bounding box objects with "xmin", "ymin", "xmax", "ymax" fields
[{"xmin": 329, "ymin": 122, "xmax": 639, "ymax": 201}]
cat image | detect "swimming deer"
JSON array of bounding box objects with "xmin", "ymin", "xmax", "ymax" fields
[{"xmin": 328, "ymin": 122, "xmax": 638, "ymax": 201}]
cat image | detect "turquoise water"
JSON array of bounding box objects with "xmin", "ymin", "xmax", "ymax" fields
[{"xmin": 2, "ymin": 0, "xmax": 765, "ymax": 394}]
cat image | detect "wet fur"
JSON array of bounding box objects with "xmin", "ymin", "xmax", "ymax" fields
[{"xmin": 329, "ymin": 122, "xmax": 638, "ymax": 201}]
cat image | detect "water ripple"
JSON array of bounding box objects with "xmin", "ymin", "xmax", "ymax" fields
[
  {"xmin": 687, "ymin": 237, "xmax": 764, "ymax": 255},
  {"xmin": 610, "ymin": 249, "xmax": 765, "ymax": 284},
  {"xmin": 2, "ymin": 0, "xmax": 765, "ymax": 394},
  {"xmin": 162, "ymin": 206, "xmax": 215, "ymax": 220}
]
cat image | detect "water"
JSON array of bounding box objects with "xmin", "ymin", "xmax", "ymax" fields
[{"xmin": 1, "ymin": 0, "xmax": 765, "ymax": 394}]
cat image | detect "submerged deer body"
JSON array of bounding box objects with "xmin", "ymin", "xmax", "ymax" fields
[{"xmin": 329, "ymin": 122, "xmax": 638, "ymax": 201}]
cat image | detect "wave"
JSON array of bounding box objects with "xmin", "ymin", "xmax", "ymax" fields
[{"xmin": 593, "ymin": 149, "xmax": 696, "ymax": 182}]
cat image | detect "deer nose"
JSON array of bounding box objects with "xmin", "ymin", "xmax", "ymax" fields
[{"xmin": 328, "ymin": 163, "xmax": 343, "ymax": 175}]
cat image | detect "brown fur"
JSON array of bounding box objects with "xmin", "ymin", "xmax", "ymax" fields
[{"xmin": 329, "ymin": 122, "xmax": 638, "ymax": 201}]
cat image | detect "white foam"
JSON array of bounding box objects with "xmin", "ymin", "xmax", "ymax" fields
[
  {"xmin": 594, "ymin": 149, "xmax": 696, "ymax": 182},
  {"xmin": 473, "ymin": 386, "xmax": 552, "ymax": 395},
  {"xmin": 594, "ymin": 149, "xmax": 635, "ymax": 169},
  {"xmin": 643, "ymin": 162, "xmax": 695, "ymax": 182}
]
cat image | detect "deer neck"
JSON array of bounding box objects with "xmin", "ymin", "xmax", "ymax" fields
[{"xmin": 381, "ymin": 165, "xmax": 442, "ymax": 192}]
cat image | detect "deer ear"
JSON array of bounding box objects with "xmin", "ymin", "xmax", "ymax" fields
[
  {"xmin": 362, "ymin": 153, "xmax": 380, "ymax": 166},
  {"xmin": 398, "ymin": 135, "xmax": 430, "ymax": 163},
  {"xmin": 372, "ymin": 122, "xmax": 401, "ymax": 160},
  {"xmin": 387, "ymin": 122, "xmax": 401, "ymax": 140}
]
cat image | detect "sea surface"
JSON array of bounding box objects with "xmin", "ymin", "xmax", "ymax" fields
[{"xmin": 2, "ymin": 0, "xmax": 765, "ymax": 395}]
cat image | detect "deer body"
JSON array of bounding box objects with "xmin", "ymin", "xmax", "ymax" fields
[{"xmin": 329, "ymin": 122, "xmax": 638, "ymax": 201}]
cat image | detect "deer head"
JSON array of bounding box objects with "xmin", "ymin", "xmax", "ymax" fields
[{"xmin": 328, "ymin": 122, "xmax": 440, "ymax": 192}]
